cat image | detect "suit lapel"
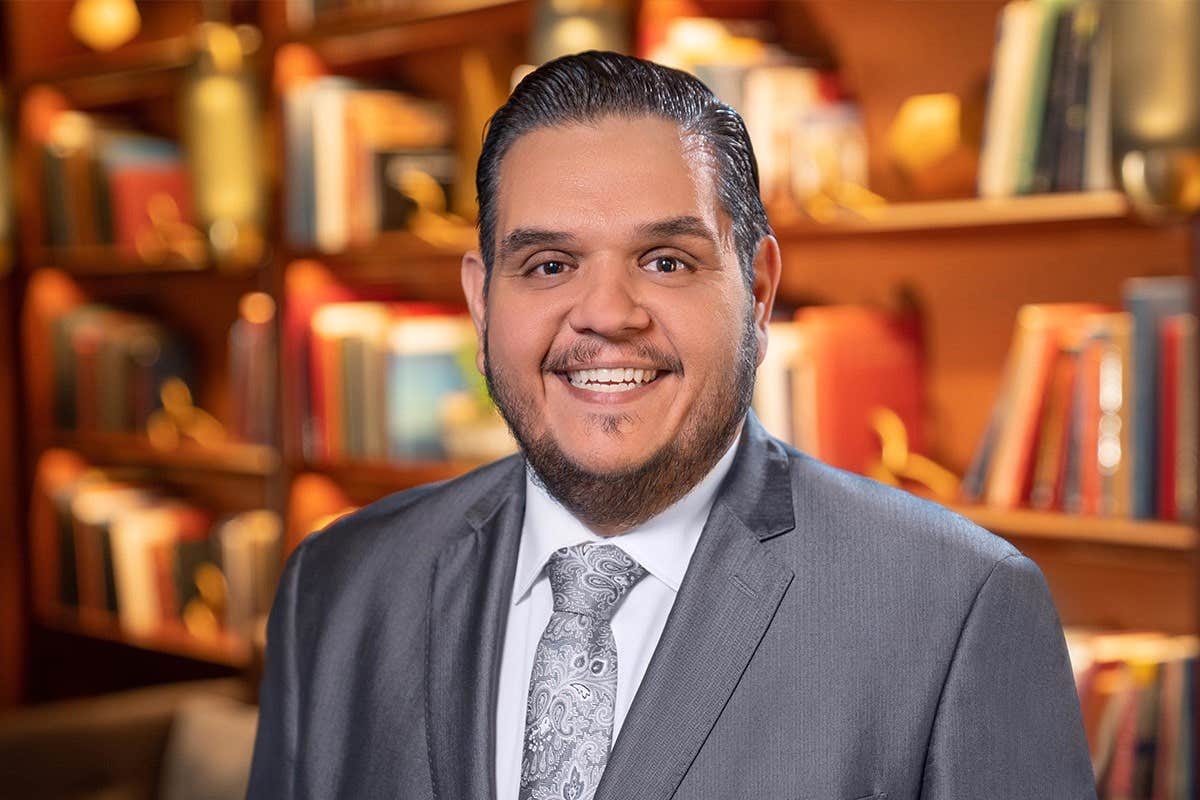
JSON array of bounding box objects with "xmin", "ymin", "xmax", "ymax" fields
[
  {"xmin": 425, "ymin": 458, "xmax": 525, "ymax": 800},
  {"xmin": 596, "ymin": 415, "xmax": 797, "ymax": 800}
]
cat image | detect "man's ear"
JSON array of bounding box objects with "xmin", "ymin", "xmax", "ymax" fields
[
  {"xmin": 750, "ymin": 234, "xmax": 782, "ymax": 367},
  {"xmin": 461, "ymin": 250, "xmax": 488, "ymax": 375}
]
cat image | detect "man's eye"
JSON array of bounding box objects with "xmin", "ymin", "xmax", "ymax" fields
[
  {"xmin": 646, "ymin": 256, "xmax": 688, "ymax": 273},
  {"xmin": 531, "ymin": 260, "xmax": 570, "ymax": 276}
]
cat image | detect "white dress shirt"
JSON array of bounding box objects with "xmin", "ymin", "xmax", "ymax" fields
[{"xmin": 494, "ymin": 433, "xmax": 740, "ymax": 800}]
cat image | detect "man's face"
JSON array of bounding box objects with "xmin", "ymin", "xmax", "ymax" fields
[{"xmin": 462, "ymin": 115, "xmax": 780, "ymax": 532}]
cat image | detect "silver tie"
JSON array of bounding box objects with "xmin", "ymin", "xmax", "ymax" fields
[{"xmin": 518, "ymin": 543, "xmax": 647, "ymax": 800}]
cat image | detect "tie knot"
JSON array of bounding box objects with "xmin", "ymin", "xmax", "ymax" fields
[{"xmin": 545, "ymin": 543, "xmax": 646, "ymax": 621}]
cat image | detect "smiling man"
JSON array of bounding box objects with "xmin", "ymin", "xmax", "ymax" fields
[{"xmin": 248, "ymin": 52, "xmax": 1096, "ymax": 800}]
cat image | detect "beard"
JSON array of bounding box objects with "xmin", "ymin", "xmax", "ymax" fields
[{"xmin": 483, "ymin": 306, "xmax": 758, "ymax": 534}]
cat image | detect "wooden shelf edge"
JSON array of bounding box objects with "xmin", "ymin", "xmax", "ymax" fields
[
  {"xmin": 954, "ymin": 504, "xmax": 1197, "ymax": 551},
  {"xmin": 292, "ymin": 0, "xmax": 530, "ymax": 65},
  {"xmin": 20, "ymin": 35, "xmax": 197, "ymax": 107},
  {"xmin": 38, "ymin": 246, "xmax": 264, "ymax": 278},
  {"xmin": 775, "ymin": 191, "xmax": 1132, "ymax": 237},
  {"xmin": 36, "ymin": 608, "xmax": 250, "ymax": 668},
  {"xmin": 301, "ymin": 457, "xmax": 487, "ymax": 489},
  {"xmin": 52, "ymin": 431, "xmax": 280, "ymax": 477}
]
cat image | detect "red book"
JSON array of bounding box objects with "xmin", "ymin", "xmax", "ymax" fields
[
  {"xmin": 790, "ymin": 306, "xmax": 924, "ymax": 475},
  {"xmin": 1159, "ymin": 318, "xmax": 1182, "ymax": 519},
  {"xmin": 1077, "ymin": 336, "xmax": 1103, "ymax": 515},
  {"xmin": 106, "ymin": 164, "xmax": 194, "ymax": 253}
]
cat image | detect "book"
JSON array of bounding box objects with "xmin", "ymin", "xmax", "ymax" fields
[
  {"xmin": 980, "ymin": 1, "xmax": 1047, "ymax": 198},
  {"xmin": 215, "ymin": 510, "xmax": 282, "ymax": 639},
  {"xmin": 983, "ymin": 303, "xmax": 1104, "ymax": 509},
  {"xmin": 767, "ymin": 306, "xmax": 924, "ymax": 475},
  {"xmin": 1053, "ymin": 2, "xmax": 1099, "ymax": 191},
  {"xmin": 1169, "ymin": 314, "xmax": 1198, "ymax": 522},
  {"xmin": 752, "ymin": 321, "xmax": 806, "ymax": 447},
  {"xmin": 386, "ymin": 314, "xmax": 477, "ymax": 460},
  {"xmin": 1028, "ymin": 339, "xmax": 1079, "ymax": 509},
  {"xmin": 1015, "ymin": 0, "xmax": 1076, "ymax": 195},
  {"xmin": 1124, "ymin": 277, "xmax": 1193, "ymax": 519}
]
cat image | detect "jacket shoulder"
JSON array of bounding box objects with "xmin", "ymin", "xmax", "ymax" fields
[
  {"xmin": 290, "ymin": 454, "xmax": 522, "ymax": 585},
  {"xmin": 778, "ymin": 442, "xmax": 1021, "ymax": 575}
]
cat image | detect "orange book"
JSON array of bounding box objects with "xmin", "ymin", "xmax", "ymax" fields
[{"xmin": 789, "ymin": 306, "xmax": 924, "ymax": 475}]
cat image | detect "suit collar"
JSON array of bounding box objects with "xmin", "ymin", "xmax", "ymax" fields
[
  {"xmin": 596, "ymin": 412, "xmax": 797, "ymax": 800},
  {"xmin": 717, "ymin": 409, "xmax": 796, "ymax": 541},
  {"xmin": 426, "ymin": 456, "xmax": 525, "ymax": 800}
]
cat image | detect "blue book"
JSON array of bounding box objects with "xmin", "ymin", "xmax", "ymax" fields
[
  {"xmin": 385, "ymin": 317, "xmax": 474, "ymax": 460},
  {"xmin": 1123, "ymin": 276, "xmax": 1193, "ymax": 518}
]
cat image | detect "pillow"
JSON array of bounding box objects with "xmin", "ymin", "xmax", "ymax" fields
[{"xmin": 158, "ymin": 695, "xmax": 259, "ymax": 800}]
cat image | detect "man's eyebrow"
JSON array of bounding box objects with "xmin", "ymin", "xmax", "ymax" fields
[
  {"xmin": 497, "ymin": 228, "xmax": 579, "ymax": 263},
  {"xmin": 634, "ymin": 215, "xmax": 721, "ymax": 248}
]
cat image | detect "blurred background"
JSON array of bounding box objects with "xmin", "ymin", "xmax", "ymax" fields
[{"xmin": 0, "ymin": 0, "xmax": 1199, "ymax": 798}]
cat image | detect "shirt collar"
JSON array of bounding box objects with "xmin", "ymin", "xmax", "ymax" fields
[{"xmin": 513, "ymin": 428, "xmax": 741, "ymax": 603}]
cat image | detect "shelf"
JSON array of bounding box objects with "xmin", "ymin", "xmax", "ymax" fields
[
  {"xmin": 954, "ymin": 505, "xmax": 1197, "ymax": 552},
  {"xmin": 303, "ymin": 457, "xmax": 484, "ymax": 490},
  {"xmin": 53, "ymin": 431, "xmax": 279, "ymax": 477},
  {"xmin": 36, "ymin": 607, "xmax": 250, "ymax": 668},
  {"xmin": 42, "ymin": 246, "xmax": 209, "ymax": 277},
  {"xmin": 20, "ymin": 35, "xmax": 196, "ymax": 108},
  {"xmin": 775, "ymin": 191, "xmax": 1132, "ymax": 238},
  {"xmin": 292, "ymin": 193, "xmax": 1131, "ymax": 284},
  {"xmin": 291, "ymin": 0, "xmax": 530, "ymax": 67}
]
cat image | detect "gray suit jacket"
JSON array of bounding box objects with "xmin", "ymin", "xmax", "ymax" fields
[{"xmin": 247, "ymin": 413, "xmax": 1097, "ymax": 799}]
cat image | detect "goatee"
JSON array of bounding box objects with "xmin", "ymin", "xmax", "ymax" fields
[{"xmin": 483, "ymin": 310, "xmax": 758, "ymax": 534}]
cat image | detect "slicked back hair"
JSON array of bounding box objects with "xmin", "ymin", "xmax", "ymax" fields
[{"xmin": 475, "ymin": 50, "xmax": 770, "ymax": 293}]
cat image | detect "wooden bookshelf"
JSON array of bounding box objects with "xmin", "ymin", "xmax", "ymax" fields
[
  {"xmin": 5, "ymin": 1, "xmax": 277, "ymax": 701},
  {"xmin": 1, "ymin": 1, "xmax": 1196, "ymax": 752}
]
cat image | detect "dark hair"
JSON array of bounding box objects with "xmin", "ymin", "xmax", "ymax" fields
[{"xmin": 475, "ymin": 50, "xmax": 770, "ymax": 291}]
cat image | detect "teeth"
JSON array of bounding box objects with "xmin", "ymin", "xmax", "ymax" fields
[{"xmin": 565, "ymin": 367, "xmax": 660, "ymax": 388}]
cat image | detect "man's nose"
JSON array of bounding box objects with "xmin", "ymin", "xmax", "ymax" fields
[{"xmin": 566, "ymin": 262, "xmax": 652, "ymax": 338}]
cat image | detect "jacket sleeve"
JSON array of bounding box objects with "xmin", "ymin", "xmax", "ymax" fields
[
  {"xmin": 920, "ymin": 553, "xmax": 1098, "ymax": 800},
  {"xmin": 246, "ymin": 539, "xmax": 307, "ymax": 799}
]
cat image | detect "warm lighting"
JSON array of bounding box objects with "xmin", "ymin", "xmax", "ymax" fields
[
  {"xmin": 888, "ymin": 93, "xmax": 962, "ymax": 176},
  {"xmin": 69, "ymin": 0, "xmax": 141, "ymax": 52}
]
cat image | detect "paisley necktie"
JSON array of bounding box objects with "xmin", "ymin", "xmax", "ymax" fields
[{"xmin": 518, "ymin": 542, "xmax": 647, "ymax": 800}]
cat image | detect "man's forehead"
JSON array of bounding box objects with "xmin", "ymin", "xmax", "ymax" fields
[{"xmin": 493, "ymin": 116, "xmax": 732, "ymax": 246}]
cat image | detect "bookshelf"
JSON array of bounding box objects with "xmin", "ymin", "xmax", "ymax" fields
[
  {"xmin": 3, "ymin": 3, "xmax": 1198, "ymax": 786},
  {"xmin": 7, "ymin": 2, "xmax": 279, "ymax": 700}
]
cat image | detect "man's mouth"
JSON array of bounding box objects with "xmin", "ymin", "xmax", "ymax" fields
[{"xmin": 562, "ymin": 367, "xmax": 664, "ymax": 393}]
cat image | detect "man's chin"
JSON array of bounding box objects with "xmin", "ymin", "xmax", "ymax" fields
[{"xmin": 533, "ymin": 438, "xmax": 662, "ymax": 481}]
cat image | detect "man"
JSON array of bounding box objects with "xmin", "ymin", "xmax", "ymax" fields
[{"xmin": 248, "ymin": 51, "xmax": 1096, "ymax": 799}]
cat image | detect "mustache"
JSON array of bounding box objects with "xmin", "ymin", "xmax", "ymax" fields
[{"xmin": 542, "ymin": 338, "xmax": 684, "ymax": 374}]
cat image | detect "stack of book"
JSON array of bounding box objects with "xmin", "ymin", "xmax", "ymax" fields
[
  {"xmin": 50, "ymin": 304, "xmax": 192, "ymax": 435},
  {"xmin": 963, "ymin": 276, "xmax": 1196, "ymax": 520},
  {"xmin": 753, "ymin": 305, "xmax": 925, "ymax": 475},
  {"xmin": 283, "ymin": 77, "xmax": 456, "ymax": 252},
  {"xmin": 301, "ymin": 300, "xmax": 495, "ymax": 462},
  {"xmin": 48, "ymin": 470, "xmax": 280, "ymax": 642},
  {"xmin": 40, "ymin": 111, "xmax": 198, "ymax": 256},
  {"xmin": 979, "ymin": 0, "xmax": 1112, "ymax": 197},
  {"xmin": 1066, "ymin": 629, "xmax": 1196, "ymax": 799}
]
